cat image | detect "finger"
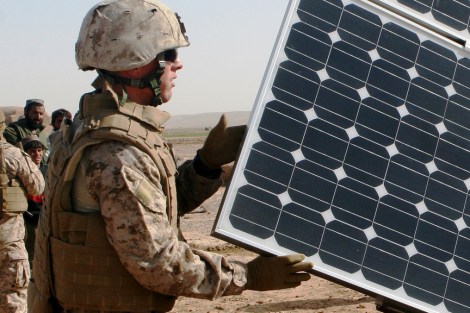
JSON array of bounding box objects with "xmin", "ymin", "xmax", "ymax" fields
[
  {"xmin": 281, "ymin": 253, "xmax": 306, "ymax": 265},
  {"xmin": 285, "ymin": 272, "xmax": 312, "ymax": 283},
  {"xmin": 288, "ymin": 261, "xmax": 314, "ymax": 273},
  {"xmin": 214, "ymin": 114, "xmax": 227, "ymax": 130}
]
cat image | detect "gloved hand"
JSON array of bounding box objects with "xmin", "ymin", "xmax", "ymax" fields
[
  {"xmin": 246, "ymin": 254, "xmax": 313, "ymax": 291},
  {"xmin": 199, "ymin": 114, "xmax": 246, "ymax": 169}
]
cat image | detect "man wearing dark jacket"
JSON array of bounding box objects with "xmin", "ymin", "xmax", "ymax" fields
[{"xmin": 3, "ymin": 99, "xmax": 48, "ymax": 165}]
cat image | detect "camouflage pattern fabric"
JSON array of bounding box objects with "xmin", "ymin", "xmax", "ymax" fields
[
  {"xmin": 0, "ymin": 242, "xmax": 29, "ymax": 313},
  {"xmin": 0, "ymin": 143, "xmax": 44, "ymax": 312},
  {"xmin": 72, "ymin": 141, "xmax": 247, "ymax": 301}
]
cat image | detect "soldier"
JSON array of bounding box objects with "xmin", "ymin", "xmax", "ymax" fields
[
  {"xmin": 28, "ymin": 1, "xmax": 313, "ymax": 312},
  {"xmin": 0, "ymin": 111, "xmax": 45, "ymax": 312}
]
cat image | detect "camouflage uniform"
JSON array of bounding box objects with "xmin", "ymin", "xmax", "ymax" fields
[
  {"xmin": 0, "ymin": 142, "xmax": 44, "ymax": 312},
  {"xmin": 29, "ymin": 80, "xmax": 246, "ymax": 313},
  {"xmin": 75, "ymin": 139, "xmax": 246, "ymax": 297}
]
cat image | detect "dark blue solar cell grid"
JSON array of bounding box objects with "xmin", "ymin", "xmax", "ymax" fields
[
  {"xmin": 396, "ymin": 0, "xmax": 470, "ymax": 35},
  {"xmin": 216, "ymin": 0, "xmax": 470, "ymax": 312}
]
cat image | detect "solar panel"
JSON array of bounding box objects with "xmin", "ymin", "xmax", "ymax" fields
[{"xmin": 212, "ymin": 0, "xmax": 470, "ymax": 312}]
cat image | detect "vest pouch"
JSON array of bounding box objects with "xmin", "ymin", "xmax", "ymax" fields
[
  {"xmin": 52, "ymin": 212, "xmax": 176, "ymax": 312},
  {"xmin": 57, "ymin": 211, "xmax": 110, "ymax": 247},
  {"xmin": 50, "ymin": 237, "xmax": 176, "ymax": 312},
  {"xmin": 2, "ymin": 182, "xmax": 28, "ymax": 214}
]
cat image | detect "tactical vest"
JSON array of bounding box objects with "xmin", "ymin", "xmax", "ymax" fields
[
  {"xmin": 30, "ymin": 93, "xmax": 178, "ymax": 313},
  {"xmin": 0, "ymin": 141, "xmax": 29, "ymax": 245}
]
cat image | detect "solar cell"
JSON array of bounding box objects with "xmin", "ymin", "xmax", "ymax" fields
[{"xmin": 213, "ymin": 0, "xmax": 470, "ymax": 312}]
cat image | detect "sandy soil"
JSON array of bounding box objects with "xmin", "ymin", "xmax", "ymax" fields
[{"xmin": 167, "ymin": 135, "xmax": 377, "ymax": 313}]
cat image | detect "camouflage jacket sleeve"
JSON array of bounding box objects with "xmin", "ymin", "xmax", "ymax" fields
[
  {"xmin": 176, "ymin": 158, "xmax": 223, "ymax": 216},
  {"xmin": 83, "ymin": 141, "xmax": 247, "ymax": 299},
  {"xmin": 4, "ymin": 144, "xmax": 44, "ymax": 196}
]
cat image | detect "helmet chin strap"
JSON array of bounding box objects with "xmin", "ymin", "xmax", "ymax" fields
[
  {"xmin": 148, "ymin": 75, "xmax": 163, "ymax": 106},
  {"xmin": 97, "ymin": 66, "xmax": 165, "ymax": 107}
]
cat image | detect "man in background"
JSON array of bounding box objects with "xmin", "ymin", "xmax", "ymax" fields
[
  {"xmin": 50, "ymin": 109, "xmax": 72, "ymax": 132},
  {"xmin": 21, "ymin": 135, "xmax": 47, "ymax": 265},
  {"xmin": 47, "ymin": 109, "xmax": 72, "ymax": 156},
  {"xmin": 0, "ymin": 111, "xmax": 44, "ymax": 312},
  {"xmin": 3, "ymin": 99, "xmax": 47, "ymax": 146},
  {"xmin": 3, "ymin": 99, "xmax": 49, "ymax": 165}
]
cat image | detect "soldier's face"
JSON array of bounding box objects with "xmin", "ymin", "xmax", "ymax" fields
[
  {"xmin": 159, "ymin": 57, "xmax": 183, "ymax": 103},
  {"xmin": 26, "ymin": 105, "xmax": 45, "ymax": 129}
]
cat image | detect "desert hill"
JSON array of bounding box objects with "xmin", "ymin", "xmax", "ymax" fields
[
  {"xmin": 0, "ymin": 106, "xmax": 249, "ymax": 130},
  {"xmin": 163, "ymin": 111, "xmax": 250, "ymax": 129}
]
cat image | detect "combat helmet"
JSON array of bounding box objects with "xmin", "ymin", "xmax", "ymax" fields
[
  {"xmin": 75, "ymin": 0, "xmax": 189, "ymax": 105},
  {"xmin": 76, "ymin": 0, "xmax": 189, "ymax": 71}
]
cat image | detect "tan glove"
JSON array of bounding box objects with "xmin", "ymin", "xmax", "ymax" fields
[
  {"xmin": 246, "ymin": 254, "xmax": 313, "ymax": 291},
  {"xmin": 199, "ymin": 114, "xmax": 246, "ymax": 169}
]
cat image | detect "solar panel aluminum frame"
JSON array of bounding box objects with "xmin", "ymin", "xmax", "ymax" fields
[
  {"xmin": 374, "ymin": 0, "xmax": 470, "ymax": 43},
  {"xmin": 213, "ymin": 0, "xmax": 470, "ymax": 312},
  {"xmin": 369, "ymin": 0, "xmax": 469, "ymax": 46}
]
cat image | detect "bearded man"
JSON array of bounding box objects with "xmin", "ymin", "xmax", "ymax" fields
[{"xmin": 3, "ymin": 99, "xmax": 48, "ymax": 165}]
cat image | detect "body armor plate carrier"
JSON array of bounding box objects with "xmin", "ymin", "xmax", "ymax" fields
[{"xmin": 29, "ymin": 93, "xmax": 178, "ymax": 313}]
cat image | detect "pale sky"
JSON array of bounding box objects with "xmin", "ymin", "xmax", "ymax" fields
[{"xmin": 0, "ymin": 0, "xmax": 288, "ymax": 117}]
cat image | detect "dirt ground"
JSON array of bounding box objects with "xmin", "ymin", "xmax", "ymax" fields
[{"xmin": 167, "ymin": 135, "xmax": 377, "ymax": 313}]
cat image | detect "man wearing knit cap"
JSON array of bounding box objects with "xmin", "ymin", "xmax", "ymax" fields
[{"xmin": 3, "ymin": 99, "xmax": 48, "ymax": 165}]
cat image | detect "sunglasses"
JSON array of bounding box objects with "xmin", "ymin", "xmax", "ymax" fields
[
  {"xmin": 163, "ymin": 49, "xmax": 178, "ymax": 62},
  {"xmin": 157, "ymin": 49, "xmax": 178, "ymax": 68}
]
